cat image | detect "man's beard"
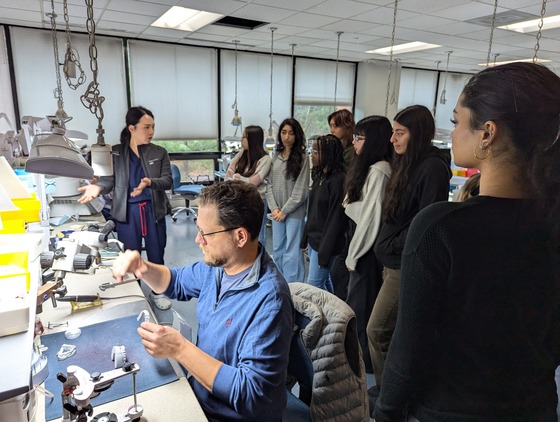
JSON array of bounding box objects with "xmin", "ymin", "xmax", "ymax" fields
[{"xmin": 200, "ymin": 245, "xmax": 228, "ymax": 267}]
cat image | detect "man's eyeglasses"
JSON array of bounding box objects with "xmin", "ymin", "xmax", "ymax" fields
[
  {"xmin": 352, "ymin": 134, "xmax": 366, "ymax": 143},
  {"xmin": 197, "ymin": 226, "xmax": 239, "ymax": 240}
]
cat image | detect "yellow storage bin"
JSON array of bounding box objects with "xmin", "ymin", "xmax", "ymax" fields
[
  {"xmin": 12, "ymin": 195, "xmax": 41, "ymax": 223},
  {"xmin": 0, "ymin": 251, "xmax": 30, "ymax": 292},
  {"xmin": 0, "ymin": 208, "xmax": 25, "ymax": 234}
]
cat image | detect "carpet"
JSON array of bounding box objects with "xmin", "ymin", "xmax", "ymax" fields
[{"xmin": 41, "ymin": 314, "xmax": 178, "ymax": 421}]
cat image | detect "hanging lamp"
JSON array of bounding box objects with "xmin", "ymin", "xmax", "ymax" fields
[
  {"xmin": 264, "ymin": 27, "xmax": 277, "ymax": 150},
  {"xmin": 384, "ymin": 0, "xmax": 398, "ymax": 117},
  {"xmin": 231, "ymin": 40, "xmax": 242, "ymax": 128},
  {"xmin": 439, "ymin": 51, "xmax": 452, "ymax": 105},
  {"xmin": 80, "ymin": 0, "xmax": 112, "ymax": 176},
  {"xmin": 333, "ymin": 32, "xmax": 343, "ymax": 110},
  {"xmin": 26, "ymin": 0, "xmax": 94, "ymax": 180}
]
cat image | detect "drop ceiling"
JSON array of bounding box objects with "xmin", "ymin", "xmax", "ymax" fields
[{"xmin": 1, "ymin": 0, "xmax": 559, "ymax": 73}]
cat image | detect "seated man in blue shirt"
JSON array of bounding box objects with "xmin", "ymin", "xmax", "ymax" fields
[{"xmin": 111, "ymin": 180, "xmax": 294, "ymax": 421}]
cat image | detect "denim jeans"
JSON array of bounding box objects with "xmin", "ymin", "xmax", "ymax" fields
[
  {"xmin": 271, "ymin": 217, "xmax": 305, "ymax": 282},
  {"xmin": 306, "ymin": 245, "xmax": 334, "ymax": 293},
  {"xmin": 258, "ymin": 198, "xmax": 268, "ymax": 245}
]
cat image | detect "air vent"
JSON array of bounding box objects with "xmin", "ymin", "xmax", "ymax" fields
[
  {"xmin": 213, "ymin": 16, "xmax": 268, "ymax": 30},
  {"xmin": 466, "ymin": 11, "xmax": 537, "ymax": 27}
]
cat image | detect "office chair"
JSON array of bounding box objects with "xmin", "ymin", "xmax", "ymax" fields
[{"xmin": 170, "ymin": 163, "xmax": 205, "ymax": 222}]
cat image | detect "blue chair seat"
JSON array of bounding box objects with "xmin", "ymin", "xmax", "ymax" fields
[{"xmin": 170, "ymin": 164, "xmax": 206, "ymax": 221}]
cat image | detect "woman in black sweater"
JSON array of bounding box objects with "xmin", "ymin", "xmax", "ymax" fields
[
  {"xmin": 302, "ymin": 134, "xmax": 347, "ymax": 292},
  {"xmin": 368, "ymin": 105, "xmax": 451, "ymax": 393},
  {"xmin": 373, "ymin": 63, "xmax": 560, "ymax": 421}
]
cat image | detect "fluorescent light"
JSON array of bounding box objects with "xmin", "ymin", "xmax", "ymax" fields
[
  {"xmin": 366, "ymin": 42, "xmax": 441, "ymax": 55},
  {"xmin": 478, "ymin": 57, "xmax": 551, "ymax": 67},
  {"xmin": 151, "ymin": 6, "xmax": 223, "ymax": 32},
  {"xmin": 499, "ymin": 15, "xmax": 560, "ymax": 33}
]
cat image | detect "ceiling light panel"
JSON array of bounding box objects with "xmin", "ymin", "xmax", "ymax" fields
[
  {"xmin": 366, "ymin": 41, "xmax": 441, "ymax": 55},
  {"xmin": 151, "ymin": 6, "xmax": 223, "ymax": 32}
]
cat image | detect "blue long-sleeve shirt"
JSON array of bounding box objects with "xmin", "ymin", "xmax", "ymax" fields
[{"xmin": 165, "ymin": 246, "xmax": 293, "ymax": 421}]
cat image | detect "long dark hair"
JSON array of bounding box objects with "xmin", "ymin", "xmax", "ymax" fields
[
  {"xmin": 120, "ymin": 106, "xmax": 154, "ymax": 146},
  {"xmin": 460, "ymin": 62, "xmax": 560, "ymax": 238},
  {"xmin": 381, "ymin": 105, "xmax": 435, "ymax": 223},
  {"xmin": 235, "ymin": 125, "xmax": 267, "ymax": 177},
  {"xmin": 276, "ymin": 118, "xmax": 306, "ymax": 181},
  {"xmin": 345, "ymin": 115, "xmax": 392, "ymax": 203},
  {"xmin": 312, "ymin": 134, "xmax": 345, "ymax": 180}
]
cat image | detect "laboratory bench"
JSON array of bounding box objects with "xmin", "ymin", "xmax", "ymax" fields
[{"xmin": 0, "ymin": 226, "xmax": 207, "ymax": 422}]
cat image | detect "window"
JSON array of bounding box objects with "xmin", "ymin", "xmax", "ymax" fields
[
  {"xmin": 10, "ymin": 27, "xmax": 127, "ymax": 144},
  {"xmin": 128, "ymin": 40, "xmax": 218, "ymax": 146},
  {"xmin": 220, "ymin": 50, "xmax": 292, "ymax": 139},
  {"xmin": 294, "ymin": 58, "xmax": 355, "ymax": 139},
  {"xmin": 398, "ymin": 68, "xmax": 437, "ymax": 111}
]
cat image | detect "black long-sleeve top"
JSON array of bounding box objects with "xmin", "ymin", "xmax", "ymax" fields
[
  {"xmin": 303, "ymin": 171, "xmax": 348, "ymax": 267},
  {"xmin": 374, "ymin": 147, "xmax": 451, "ymax": 269},
  {"xmin": 373, "ymin": 196, "xmax": 560, "ymax": 422}
]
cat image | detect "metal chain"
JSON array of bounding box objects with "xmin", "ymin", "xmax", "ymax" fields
[
  {"xmin": 334, "ymin": 32, "xmax": 342, "ymax": 109},
  {"xmin": 390, "ymin": 59, "xmax": 398, "ymax": 104},
  {"xmin": 440, "ymin": 51, "xmax": 452, "ymax": 104},
  {"xmin": 81, "ymin": 0, "xmax": 105, "ymax": 144},
  {"xmin": 63, "ymin": 0, "xmax": 86, "ymax": 89},
  {"xmin": 231, "ymin": 40, "xmax": 239, "ymax": 111},
  {"xmin": 385, "ymin": 0, "xmax": 398, "ymax": 117},
  {"xmin": 486, "ymin": 0, "xmax": 498, "ymax": 66},
  {"xmin": 533, "ymin": 0, "xmax": 547, "ymax": 61},
  {"xmin": 269, "ymin": 27, "xmax": 276, "ymax": 131},
  {"xmin": 48, "ymin": 0, "xmax": 63, "ymax": 110}
]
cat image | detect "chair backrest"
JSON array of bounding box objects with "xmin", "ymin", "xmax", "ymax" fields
[{"xmin": 171, "ymin": 163, "xmax": 181, "ymax": 193}]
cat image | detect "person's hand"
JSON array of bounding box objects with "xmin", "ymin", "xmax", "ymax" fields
[
  {"xmin": 275, "ymin": 210, "xmax": 286, "ymax": 222},
  {"xmin": 138, "ymin": 322, "xmax": 188, "ymax": 360},
  {"xmin": 130, "ymin": 177, "xmax": 151, "ymax": 197},
  {"xmin": 111, "ymin": 250, "xmax": 147, "ymax": 282},
  {"xmin": 77, "ymin": 184, "xmax": 103, "ymax": 204}
]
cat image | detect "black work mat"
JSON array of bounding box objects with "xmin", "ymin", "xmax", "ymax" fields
[{"xmin": 41, "ymin": 314, "xmax": 178, "ymax": 421}]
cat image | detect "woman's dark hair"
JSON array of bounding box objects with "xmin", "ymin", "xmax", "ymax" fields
[
  {"xmin": 312, "ymin": 134, "xmax": 345, "ymax": 180},
  {"xmin": 345, "ymin": 115, "xmax": 392, "ymax": 203},
  {"xmin": 276, "ymin": 118, "xmax": 307, "ymax": 180},
  {"xmin": 235, "ymin": 125, "xmax": 267, "ymax": 177},
  {"xmin": 328, "ymin": 109, "xmax": 355, "ymax": 132},
  {"xmin": 460, "ymin": 62, "xmax": 560, "ymax": 237},
  {"xmin": 120, "ymin": 106, "xmax": 154, "ymax": 145},
  {"xmin": 198, "ymin": 180, "xmax": 263, "ymax": 240},
  {"xmin": 381, "ymin": 105, "xmax": 435, "ymax": 222}
]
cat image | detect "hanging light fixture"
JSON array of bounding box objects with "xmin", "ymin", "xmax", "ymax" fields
[
  {"xmin": 25, "ymin": 0, "xmax": 93, "ymax": 180},
  {"xmin": 264, "ymin": 27, "xmax": 277, "ymax": 149},
  {"xmin": 231, "ymin": 40, "xmax": 242, "ymax": 128},
  {"xmin": 439, "ymin": 51, "xmax": 453, "ymax": 105},
  {"xmin": 385, "ymin": 0, "xmax": 399, "ymax": 117},
  {"xmin": 333, "ymin": 32, "xmax": 343, "ymax": 110},
  {"xmin": 81, "ymin": 0, "xmax": 112, "ymax": 177}
]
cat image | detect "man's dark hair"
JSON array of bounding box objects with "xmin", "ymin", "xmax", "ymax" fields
[{"xmin": 198, "ymin": 180, "xmax": 263, "ymax": 241}]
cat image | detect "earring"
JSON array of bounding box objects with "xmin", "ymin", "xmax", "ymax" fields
[{"xmin": 473, "ymin": 142, "xmax": 490, "ymax": 160}]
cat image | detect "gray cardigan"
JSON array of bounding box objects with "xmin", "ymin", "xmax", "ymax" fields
[{"xmin": 265, "ymin": 152, "xmax": 310, "ymax": 220}]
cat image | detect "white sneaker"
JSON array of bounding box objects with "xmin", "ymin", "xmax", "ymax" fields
[{"xmin": 150, "ymin": 292, "xmax": 171, "ymax": 310}]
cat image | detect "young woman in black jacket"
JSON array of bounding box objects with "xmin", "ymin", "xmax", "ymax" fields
[{"xmin": 367, "ymin": 105, "xmax": 451, "ymax": 393}]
